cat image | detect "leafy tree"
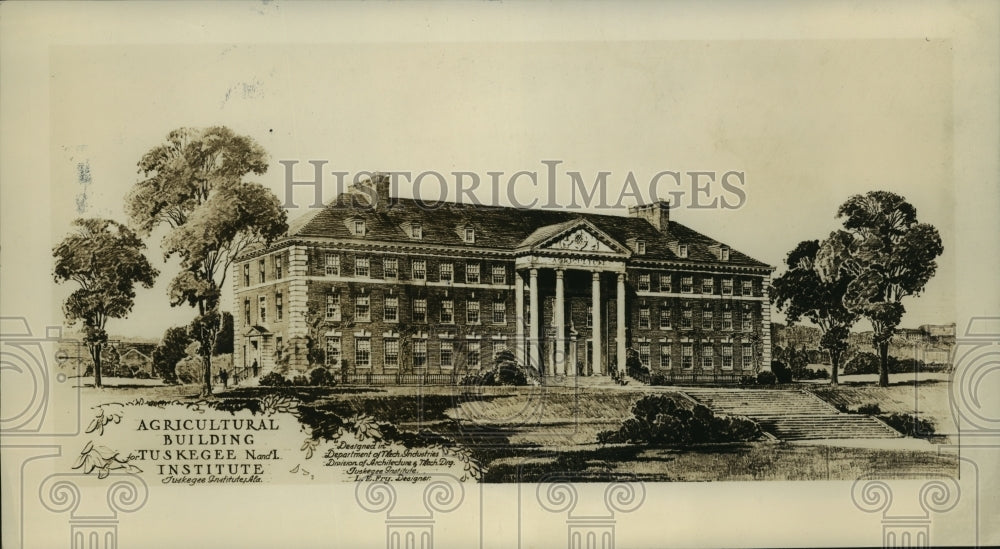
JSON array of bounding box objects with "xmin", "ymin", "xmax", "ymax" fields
[
  {"xmin": 125, "ymin": 127, "xmax": 287, "ymax": 396},
  {"xmin": 771, "ymin": 239, "xmax": 858, "ymax": 385},
  {"xmin": 214, "ymin": 312, "xmax": 234, "ymax": 355},
  {"xmin": 152, "ymin": 326, "xmax": 191, "ymax": 383},
  {"xmin": 816, "ymin": 192, "xmax": 943, "ymax": 387},
  {"xmin": 53, "ymin": 218, "xmax": 158, "ymax": 387}
]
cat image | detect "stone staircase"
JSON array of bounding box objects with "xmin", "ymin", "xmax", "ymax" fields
[
  {"xmin": 543, "ymin": 375, "xmax": 620, "ymax": 388},
  {"xmin": 683, "ymin": 389, "xmax": 903, "ymax": 441}
]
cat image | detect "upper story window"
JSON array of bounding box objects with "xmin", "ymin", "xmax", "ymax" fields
[
  {"xmin": 720, "ymin": 246, "xmax": 730, "ymax": 261},
  {"xmin": 410, "ymin": 224, "xmax": 422, "ymax": 239},
  {"xmin": 659, "ymin": 274, "xmax": 672, "ymax": 293},
  {"xmin": 678, "ymin": 244, "xmax": 689, "ymax": 258},
  {"xmin": 492, "ymin": 265, "xmax": 506, "ymax": 285},
  {"xmin": 702, "ymin": 277, "xmax": 714, "ymax": 294},
  {"xmin": 412, "ymin": 259, "xmax": 426, "ymax": 280},
  {"xmin": 325, "ymin": 253, "xmax": 340, "ymax": 276},
  {"xmin": 637, "ymin": 273, "xmax": 650, "ymax": 292},
  {"xmin": 355, "ymin": 257, "xmax": 370, "ymax": 278},
  {"xmin": 353, "ymin": 219, "xmax": 366, "ymax": 236},
  {"xmin": 355, "ymin": 295, "xmax": 371, "ymax": 322},
  {"xmin": 258, "ymin": 259, "xmax": 266, "ymax": 283},
  {"xmin": 243, "ymin": 264, "xmax": 250, "ymax": 287},
  {"xmin": 636, "ymin": 240, "xmax": 646, "ymax": 255},
  {"xmin": 722, "ymin": 278, "xmax": 733, "ymax": 296},
  {"xmin": 492, "ymin": 300, "xmax": 506, "ymax": 324},
  {"xmin": 413, "ymin": 299, "xmax": 427, "ymax": 322},
  {"xmin": 681, "ymin": 276, "xmax": 693, "ymax": 294},
  {"xmin": 742, "ymin": 280, "xmax": 754, "ymax": 296},
  {"xmin": 464, "ymin": 227, "xmax": 475, "ymax": 243},
  {"xmin": 326, "ymin": 293, "xmax": 341, "ymax": 321},
  {"xmin": 466, "ymin": 301, "xmax": 480, "ymax": 324},
  {"xmin": 440, "ymin": 300, "xmax": 454, "ymax": 324},
  {"xmin": 384, "ymin": 258, "xmax": 398, "ymax": 279},
  {"xmin": 466, "ymin": 263, "xmax": 480, "ymax": 284},
  {"xmin": 439, "ymin": 263, "xmax": 453, "ymax": 283},
  {"xmin": 276, "ymin": 293, "xmax": 283, "ymax": 321},
  {"xmin": 258, "ymin": 296, "xmax": 267, "ymax": 323},
  {"xmin": 274, "ymin": 255, "xmax": 283, "ymax": 279},
  {"xmin": 243, "ymin": 298, "xmax": 251, "ymax": 325},
  {"xmin": 384, "ymin": 296, "xmax": 398, "ymax": 322}
]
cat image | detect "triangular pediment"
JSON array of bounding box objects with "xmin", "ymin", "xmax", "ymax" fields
[{"xmin": 520, "ymin": 218, "xmax": 630, "ymax": 255}]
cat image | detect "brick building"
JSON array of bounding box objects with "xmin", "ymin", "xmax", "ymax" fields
[{"xmin": 233, "ymin": 175, "xmax": 774, "ymax": 383}]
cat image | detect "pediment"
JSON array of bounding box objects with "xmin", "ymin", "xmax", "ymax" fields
[
  {"xmin": 544, "ymin": 228, "xmax": 616, "ymax": 252},
  {"xmin": 521, "ymin": 218, "xmax": 629, "ymax": 255}
]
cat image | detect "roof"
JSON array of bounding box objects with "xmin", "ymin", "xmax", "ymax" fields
[{"xmin": 272, "ymin": 193, "xmax": 771, "ymax": 269}]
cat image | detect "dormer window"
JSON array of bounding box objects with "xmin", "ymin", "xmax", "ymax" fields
[
  {"xmin": 353, "ymin": 220, "xmax": 366, "ymax": 236},
  {"xmin": 678, "ymin": 244, "xmax": 688, "ymax": 258},
  {"xmin": 411, "ymin": 224, "xmax": 423, "ymax": 239},
  {"xmin": 720, "ymin": 246, "xmax": 730, "ymax": 261},
  {"xmin": 464, "ymin": 227, "xmax": 475, "ymax": 243},
  {"xmin": 636, "ymin": 240, "xmax": 646, "ymax": 255}
]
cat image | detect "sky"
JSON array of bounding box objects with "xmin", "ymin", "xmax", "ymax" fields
[{"xmin": 47, "ymin": 39, "xmax": 955, "ymax": 339}]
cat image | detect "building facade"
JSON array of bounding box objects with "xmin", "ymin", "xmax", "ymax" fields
[{"xmin": 233, "ymin": 175, "xmax": 774, "ymax": 382}]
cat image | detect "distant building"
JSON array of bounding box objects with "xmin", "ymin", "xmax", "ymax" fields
[{"xmin": 233, "ymin": 174, "xmax": 775, "ymax": 383}]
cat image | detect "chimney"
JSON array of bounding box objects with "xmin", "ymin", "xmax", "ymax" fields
[
  {"xmin": 628, "ymin": 201, "xmax": 670, "ymax": 232},
  {"xmin": 350, "ymin": 172, "xmax": 393, "ymax": 210}
]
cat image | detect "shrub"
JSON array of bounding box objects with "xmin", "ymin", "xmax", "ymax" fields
[
  {"xmin": 649, "ymin": 373, "xmax": 672, "ymax": 386},
  {"xmin": 770, "ymin": 360, "xmax": 792, "ymax": 383},
  {"xmin": 174, "ymin": 356, "xmax": 204, "ymax": 384},
  {"xmin": 259, "ymin": 371, "xmax": 289, "ymax": 387},
  {"xmin": 308, "ymin": 367, "xmax": 336, "ymax": 386},
  {"xmin": 480, "ymin": 363, "xmax": 528, "ymax": 386},
  {"xmin": 856, "ymin": 403, "xmax": 882, "ymax": 415},
  {"xmin": 879, "ymin": 413, "xmax": 935, "ymax": 438},
  {"xmin": 597, "ymin": 394, "xmax": 761, "ymax": 445},
  {"xmin": 625, "ymin": 349, "xmax": 648, "ymax": 378},
  {"xmin": 756, "ymin": 371, "xmax": 777, "ymax": 386}
]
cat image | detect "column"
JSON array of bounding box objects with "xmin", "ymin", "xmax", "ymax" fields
[
  {"xmin": 554, "ymin": 269, "xmax": 565, "ymax": 376},
  {"xmin": 529, "ymin": 268, "xmax": 540, "ymax": 373},
  {"xmin": 616, "ymin": 273, "xmax": 627, "ymax": 374},
  {"xmin": 591, "ymin": 272, "xmax": 602, "ymax": 375},
  {"xmin": 515, "ymin": 271, "xmax": 525, "ymax": 365}
]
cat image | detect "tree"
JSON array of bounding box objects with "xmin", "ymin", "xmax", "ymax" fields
[
  {"xmin": 126, "ymin": 127, "xmax": 287, "ymax": 396},
  {"xmin": 53, "ymin": 218, "xmax": 158, "ymax": 388},
  {"xmin": 152, "ymin": 326, "xmax": 191, "ymax": 383},
  {"xmin": 770, "ymin": 239, "xmax": 858, "ymax": 385},
  {"xmin": 816, "ymin": 191, "xmax": 943, "ymax": 387}
]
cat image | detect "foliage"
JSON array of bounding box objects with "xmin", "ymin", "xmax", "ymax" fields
[
  {"xmin": 214, "ymin": 312, "xmax": 234, "ymax": 355},
  {"xmin": 597, "ymin": 395, "xmax": 761, "ymax": 445},
  {"xmin": 474, "ymin": 350, "xmax": 531, "ymax": 386},
  {"xmin": 259, "ymin": 371, "xmax": 291, "ymax": 387},
  {"xmin": 815, "ymin": 191, "xmax": 944, "ymax": 386},
  {"xmin": 879, "ymin": 413, "xmax": 935, "ymax": 438},
  {"xmin": 755, "ymin": 371, "xmax": 777, "ymax": 385},
  {"xmin": 125, "ymin": 127, "xmax": 288, "ymax": 396},
  {"xmin": 308, "ymin": 367, "xmax": 337, "ymax": 386},
  {"xmin": 53, "ymin": 218, "xmax": 158, "ymax": 387},
  {"xmin": 856, "ymin": 403, "xmax": 882, "ymax": 415},
  {"xmin": 771, "ymin": 239, "xmax": 858, "ymax": 385},
  {"xmin": 770, "ymin": 360, "xmax": 793, "ymax": 384},
  {"xmin": 174, "ymin": 356, "xmax": 204, "ymax": 384},
  {"xmin": 151, "ymin": 326, "xmax": 190, "ymax": 383},
  {"xmin": 625, "ymin": 348, "xmax": 648, "ymax": 378},
  {"xmin": 72, "ymin": 441, "xmax": 142, "ymax": 479}
]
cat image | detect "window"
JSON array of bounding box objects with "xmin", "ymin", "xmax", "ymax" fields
[
  {"xmin": 353, "ymin": 220, "xmax": 366, "ymax": 236},
  {"xmin": 467, "ymin": 341, "xmax": 481, "ymax": 368},
  {"xmin": 355, "ymin": 295, "xmax": 370, "ymax": 322},
  {"xmin": 492, "ymin": 341, "xmax": 505, "ymax": 359},
  {"xmin": 384, "ymin": 296, "xmax": 398, "ymax": 322},
  {"xmin": 355, "ymin": 257, "xmax": 370, "ymax": 278},
  {"xmin": 326, "ymin": 293, "xmax": 341, "ymax": 321},
  {"xmin": 325, "ymin": 337, "xmax": 341, "ymax": 366},
  {"xmin": 466, "ymin": 301, "xmax": 480, "ymax": 324},
  {"xmin": 275, "ymin": 255, "xmax": 282, "ymax": 279},
  {"xmin": 639, "ymin": 342, "xmax": 650, "ymax": 366},
  {"xmin": 325, "ymin": 253, "xmax": 340, "ymax": 276},
  {"xmin": 464, "ymin": 227, "xmax": 475, "ymax": 243},
  {"xmin": 681, "ymin": 276, "xmax": 693, "ymax": 293},
  {"xmin": 413, "ymin": 299, "xmax": 427, "ymax": 322},
  {"xmin": 660, "ymin": 345, "xmax": 671, "ymax": 369},
  {"xmin": 413, "ymin": 339, "xmax": 427, "ymax": 368},
  {"xmin": 243, "ymin": 264, "xmax": 250, "ymax": 287},
  {"xmin": 439, "ymin": 263, "xmax": 453, "ymax": 283},
  {"xmin": 466, "ymin": 263, "xmax": 480, "ymax": 284},
  {"xmin": 636, "ymin": 240, "xmax": 646, "ymax": 255},
  {"xmin": 720, "ymin": 246, "xmax": 730, "ymax": 261},
  {"xmin": 276, "ymin": 293, "xmax": 283, "ymax": 321},
  {"xmin": 742, "ymin": 280, "xmax": 754, "ymax": 296},
  {"xmin": 659, "ymin": 274, "xmax": 672, "ymax": 292},
  {"xmin": 586, "ymin": 305, "xmax": 593, "ymax": 328},
  {"xmin": 355, "ymin": 338, "xmax": 371, "ymax": 368},
  {"xmin": 492, "ymin": 300, "xmax": 506, "ymax": 324},
  {"xmin": 702, "ymin": 344, "xmax": 714, "ymax": 369},
  {"xmin": 440, "ymin": 300, "xmax": 454, "ymax": 324},
  {"xmin": 702, "ymin": 309, "xmax": 713, "ymax": 330},
  {"xmin": 276, "ymin": 337, "xmax": 283, "ymax": 360},
  {"xmin": 412, "ymin": 259, "xmax": 426, "ymax": 280},
  {"xmin": 659, "ymin": 307, "xmax": 672, "ymax": 329},
  {"xmin": 742, "ymin": 344, "xmax": 754, "ymax": 369},
  {"xmin": 492, "ymin": 266, "xmax": 506, "ymax": 285},
  {"xmin": 682, "ymin": 343, "xmax": 693, "ymax": 369},
  {"xmin": 682, "ymin": 308, "xmax": 693, "ymax": 329},
  {"xmin": 410, "ymin": 224, "xmax": 422, "ymax": 239},
  {"xmin": 702, "ymin": 277, "xmax": 714, "ymax": 294},
  {"xmin": 678, "ymin": 244, "xmax": 688, "ymax": 258},
  {"xmin": 638, "ymin": 273, "xmax": 650, "ymax": 291},
  {"xmin": 243, "ymin": 299, "xmax": 250, "ymax": 325},
  {"xmin": 639, "ymin": 306, "xmax": 650, "ymax": 329},
  {"xmin": 441, "ymin": 341, "xmax": 454, "ymax": 368},
  {"xmin": 258, "ymin": 296, "xmax": 267, "ymax": 322},
  {"xmin": 722, "ymin": 343, "xmax": 733, "ymax": 369},
  {"xmin": 722, "ymin": 278, "xmax": 733, "ymax": 296},
  {"xmin": 722, "ymin": 311, "xmax": 733, "ymax": 330},
  {"xmin": 742, "ymin": 306, "xmax": 753, "ymax": 331},
  {"xmin": 384, "ymin": 339, "xmax": 399, "ymax": 368},
  {"xmin": 384, "ymin": 258, "xmax": 398, "ymax": 279},
  {"xmin": 258, "ymin": 259, "xmax": 265, "ymax": 283}
]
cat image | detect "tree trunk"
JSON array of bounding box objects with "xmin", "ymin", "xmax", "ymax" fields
[
  {"xmin": 830, "ymin": 351, "xmax": 839, "ymax": 387},
  {"xmin": 878, "ymin": 341, "xmax": 890, "ymax": 387},
  {"xmin": 201, "ymin": 352, "xmax": 213, "ymax": 397},
  {"xmin": 91, "ymin": 344, "xmax": 103, "ymax": 388}
]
